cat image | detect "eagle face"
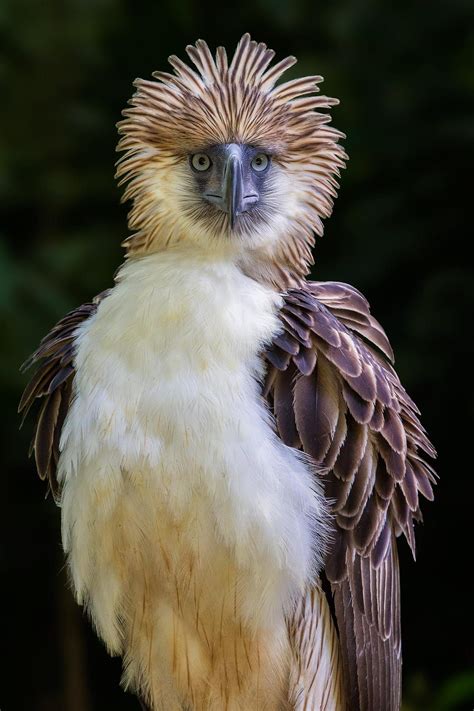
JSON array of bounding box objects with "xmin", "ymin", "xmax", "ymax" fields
[
  {"xmin": 146, "ymin": 138, "xmax": 298, "ymax": 260},
  {"xmin": 180, "ymin": 141, "xmax": 294, "ymax": 250},
  {"xmin": 189, "ymin": 142, "xmax": 271, "ymax": 229}
]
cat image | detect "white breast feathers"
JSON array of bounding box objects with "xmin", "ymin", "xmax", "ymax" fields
[{"xmin": 58, "ymin": 246, "xmax": 329, "ymax": 710}]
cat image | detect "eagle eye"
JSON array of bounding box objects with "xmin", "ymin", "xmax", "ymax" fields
[
  {"xmin": 251, "ymin": 153, "xmax": 270, "ymax": 172},
  {"xmin": 191, "ymin": 153, "xmax": 212, "ymax": 172}
]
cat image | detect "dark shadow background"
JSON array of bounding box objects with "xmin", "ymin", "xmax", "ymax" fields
[{"xmin": 1, "ymin": 0, "xmax": 473, "ymax": 709}]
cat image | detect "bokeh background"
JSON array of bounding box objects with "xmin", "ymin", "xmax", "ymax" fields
[{"xmin": 1, "ymin": 0, "xmax": 473, "ymax": 709}]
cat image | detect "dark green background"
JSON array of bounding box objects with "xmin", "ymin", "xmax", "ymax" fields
[{"xmin": 1, "ymin": 0, "xmax": 473, "ymax": 709}]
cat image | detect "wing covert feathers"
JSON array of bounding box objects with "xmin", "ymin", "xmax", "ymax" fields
[
  {"xmin": 264, "ymin": 281, "xmax": 436, "ymax": 710},
  {"xmin": 19, "ymin": 292, "xmax": 108, "ymax": 499}
]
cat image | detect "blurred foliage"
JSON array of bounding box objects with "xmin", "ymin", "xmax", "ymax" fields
[
  {"xmin": 403, "ymin": 670, "xmax": 474, "ymax": 711},
  {"xmin": 1, "ymin": 0, "xmax": 473, "ymax": 708}
]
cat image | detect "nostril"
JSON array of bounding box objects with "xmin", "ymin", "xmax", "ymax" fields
[{"xmin": 244, "ymin": 194, "xmax": 258, "ymax": 201}]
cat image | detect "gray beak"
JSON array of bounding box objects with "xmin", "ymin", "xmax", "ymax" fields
[
  {"xmin": 223, "ymin": 154, "xmax": 244, "ymax": 229},
  {"xmin": 202, "ymin": 144, "xmax": 259, "ymax": 228}
]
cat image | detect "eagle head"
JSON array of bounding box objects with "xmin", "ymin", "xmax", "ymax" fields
[{"xmin": 116, "ymin": 33, "xmax": 347, "ymax": 288}]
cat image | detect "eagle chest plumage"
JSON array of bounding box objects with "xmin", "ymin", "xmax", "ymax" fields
[{"xmin": 58, "ymin": 252, "xmax": 333, "ymax": 710}]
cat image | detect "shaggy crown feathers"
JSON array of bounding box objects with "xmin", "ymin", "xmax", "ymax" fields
[{"xmin": 116, "ymin": 34, "xmax": 347, "ymax": 288}]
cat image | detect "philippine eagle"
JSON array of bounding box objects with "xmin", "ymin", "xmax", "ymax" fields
[{"xmin": 20, "ymin": 34, "xmax": 436, "ymax": 711}]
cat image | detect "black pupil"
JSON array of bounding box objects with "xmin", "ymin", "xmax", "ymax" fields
[{"xmin": 198, "ymin": 156, "xmax": 206, "ymax": 165}]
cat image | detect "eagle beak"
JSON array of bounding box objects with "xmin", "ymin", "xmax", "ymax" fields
[
  {"xmin": 223, "ymin": 153, "xmax": 244, "ymax": 229},
  {"xmin": 202, "ymin": 144, "xmax": 260, "ymax": 227}
]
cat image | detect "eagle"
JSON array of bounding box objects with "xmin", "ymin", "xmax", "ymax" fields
[{"xmin": 20, "ymin": 34, "xmax": 436, "ymax": 711}]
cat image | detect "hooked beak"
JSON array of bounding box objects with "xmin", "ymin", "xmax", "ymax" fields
[
  {"xmin": 223, "ymin": 154, "xmax": 244, "ymax": 229},
  {"xmin": 203, "ymin": 144, "xmax": 259, "ymax": 228}
]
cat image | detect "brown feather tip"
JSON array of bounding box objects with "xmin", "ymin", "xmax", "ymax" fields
[
  {"xmin": 264, "ymin": 285, "xmax": 437, "ymax": 575},
  {"xmin": 19, "ymin": 297, "xmax": 105, "ymax": 499}
]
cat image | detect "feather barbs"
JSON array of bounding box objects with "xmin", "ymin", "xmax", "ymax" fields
[{"xmin": 118, "ymin": 34, "xmax": 343, "ymax": 153}]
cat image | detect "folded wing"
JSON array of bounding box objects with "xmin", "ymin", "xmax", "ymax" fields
[
  {"xmin": 263, "ymin": 282, "xmax": 436, "ymax": 710},
  {"xmin": 18, "ymin": 292, "xmax": 109, "ymax": 499}
]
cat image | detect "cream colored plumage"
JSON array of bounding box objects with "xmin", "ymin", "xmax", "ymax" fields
[
  {"xmin": 20, "ymin": 33, "xmax": 435, "ymax": 711},
  {"xmin": 59, "ymin": 249, "xmax": 335, "ymax": 709}
]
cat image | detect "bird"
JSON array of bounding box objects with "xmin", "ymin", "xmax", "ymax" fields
[{"xmin": 19, "ymin": 33, "xmax": 436, "ymax": 711}]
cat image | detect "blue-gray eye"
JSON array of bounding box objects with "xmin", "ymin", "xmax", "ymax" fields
[
  {"xmin": 251, "ymin": 153, "xmax": 269, "ymax": 172},
  {"xmin": 191, "ymin": 153, "xmax": 212, "ymax": 171}
]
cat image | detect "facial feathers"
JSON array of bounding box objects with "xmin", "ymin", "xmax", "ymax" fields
[{"xmin": 116, "ymin": 33, "xmax": 347, "ymax": 289}]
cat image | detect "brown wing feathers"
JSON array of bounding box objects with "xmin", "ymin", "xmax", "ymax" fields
[
  {"xmin": 264, "ymin": 282, "xmax": 436, "ymax": 710},
  {"xmin": 18, "ymin": 292, "xmax": 108, "ymax": 498}
]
